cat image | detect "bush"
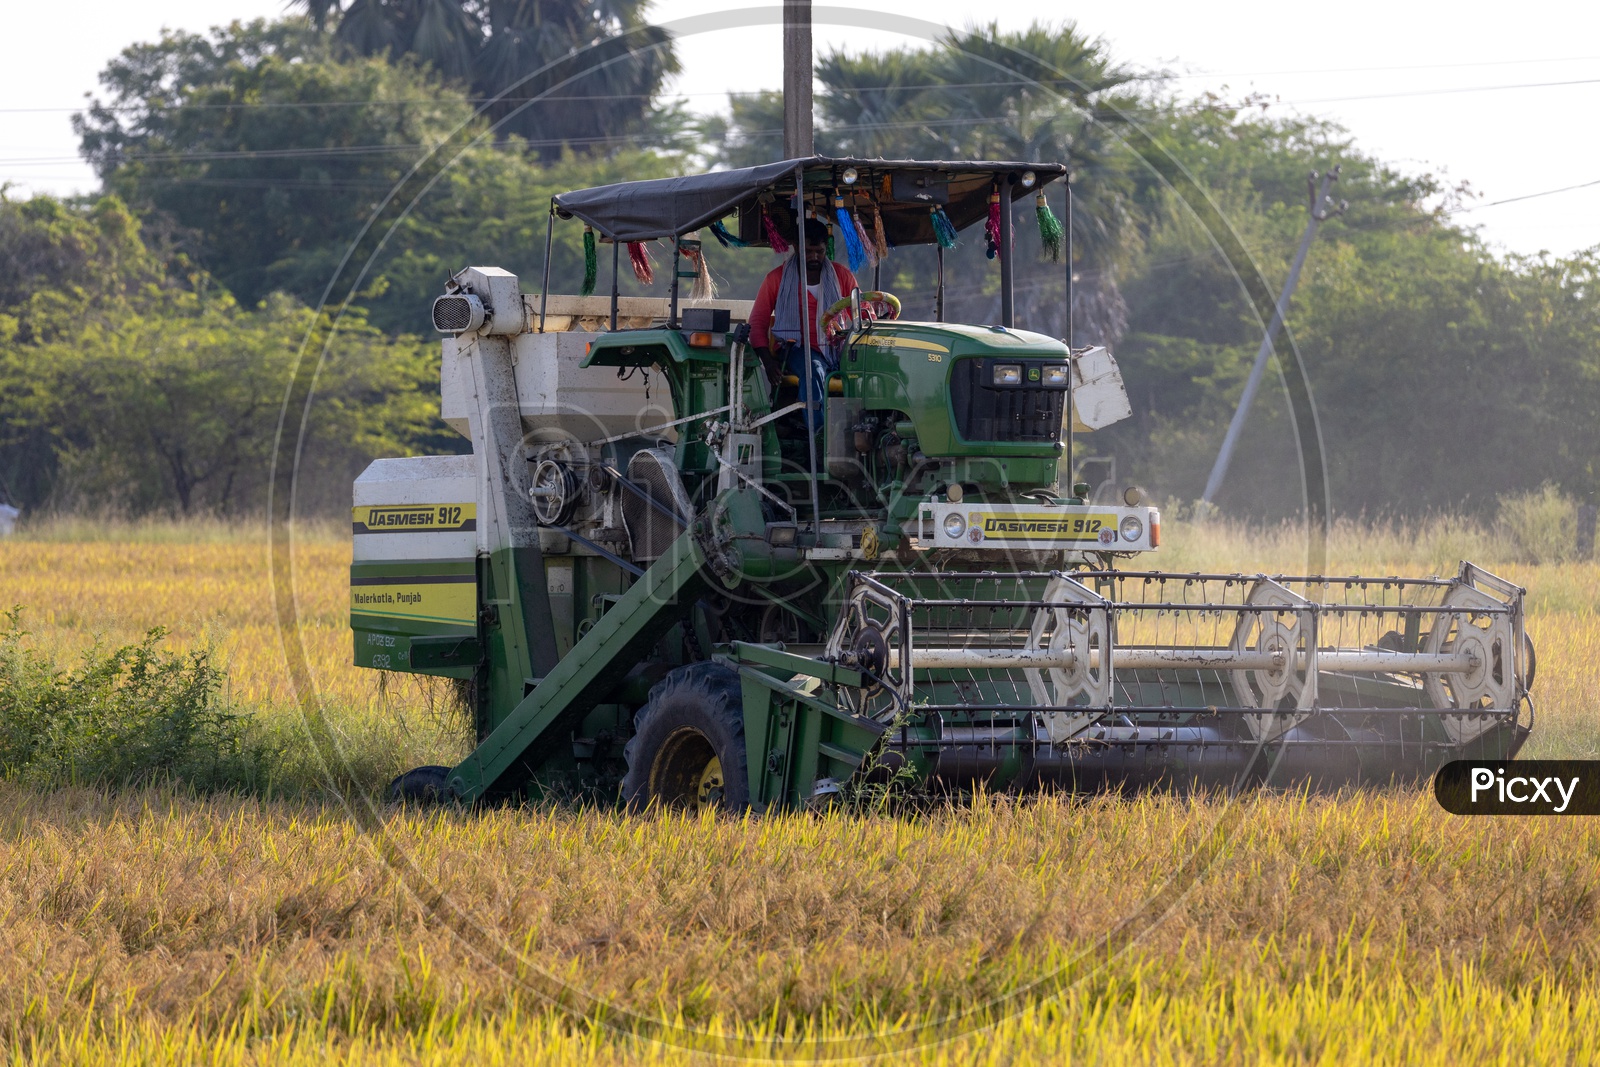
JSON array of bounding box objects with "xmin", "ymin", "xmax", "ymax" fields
[
  {"xmin": 0, "ymin": 609, "xmax": 266, "ymax": 789},
  {"xmin": 1496, "ymin": 484, "xmax": 1578, "ymax": 564}
]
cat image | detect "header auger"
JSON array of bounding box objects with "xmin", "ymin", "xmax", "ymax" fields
[{"xmin": 350, "ymin": 157, "xmax": 1531, "ymax": 810}]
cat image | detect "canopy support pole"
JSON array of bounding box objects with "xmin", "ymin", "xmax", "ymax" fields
[
  {"xmin": 1065, "ymin": 178, "xmax": 1074, "ymax": 494},
  {"xmin": 1065, "ymin": 177, "xmax": 1074, "ymax": 348},
  {"xmin": 999, "ymin": 180, "xmax": 1014, "ymax": 328},
  {"xmin": 539, "ymin": 201, "xmax": 554, "ymax": 333},
  {"xmin": 609, "ymin": 240, "xmax": 619, "ymax": 330},
  {"xmin": 935, "ymin": 246, "xmax": 945, "ymax": 322},
  {"xmin": 794, "ymin": 166, "xmax": 821, "ymax": 529},
  {"xmin": 669, "ymin": 235, "xmax": 681, "ymax": 328}
]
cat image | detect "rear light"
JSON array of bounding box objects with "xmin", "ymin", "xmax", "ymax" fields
[
  {"xmin": 1149, "ymin": 511, "xmax": 1161, "ymax": 547},
  {"xmin": 687, "ymin": 331, "xmax": 717, "ymax": 348}
]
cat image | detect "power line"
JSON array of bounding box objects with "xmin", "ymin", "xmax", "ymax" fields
[
  {"xmin": 1162, "ymin": 54, "xmax": 1600, "ymax": 80},
  {"xmin": 10, "ymin": 51, "xmax": 1600, "ymax": 116},
  {"xmin": 1292, "ymin": 76, "xmax": 1600, "ymax": 106},
  {"xmin": 12, "ymin": 60, "xmax": 1600, "ymax": 120},
  {"xmin": 14, "ymin": 68, "xmax": 1597, "ymax": 169},
  {"xmin": 1456, "ymin": 178, "xmax": 1600, "ymax": 211}
]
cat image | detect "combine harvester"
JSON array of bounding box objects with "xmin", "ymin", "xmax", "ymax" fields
[{"xmin": 351, "ymin": 158, "xmax": 1533, "ymax": 809}]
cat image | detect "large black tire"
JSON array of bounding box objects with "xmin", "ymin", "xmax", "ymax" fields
[
  {"xmin": 621, "ymin": 662, "xmax": 750, "ymax": 813},
  {"xmin": 388, "ymin": 764, "xmax": 453, "ymax": 804}
]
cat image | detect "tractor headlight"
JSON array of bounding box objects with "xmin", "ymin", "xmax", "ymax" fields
[
  {"xmin": 943, "ymin": 512, "xmax": 967, "ymax": 539},
  {"xmin": 1119, "ymin": 515, "xmax": 1144, "ymax": 543},
  {"xmin": 1042, "ymin": 365, "xmax": 1070, "ymax": 387},
  {"xmin": 993, "ymin": 364, "xmax": 1023, "ymax": 386}
]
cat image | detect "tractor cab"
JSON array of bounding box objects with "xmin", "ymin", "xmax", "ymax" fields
[{"xmin": 512, "ymin": 156, "xmax": 1153, "ymax": 562}]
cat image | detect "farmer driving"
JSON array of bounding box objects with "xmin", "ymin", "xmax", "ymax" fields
[{"xmin": 749, "ymin": 217, "xmax": 858, "ymax": 426}]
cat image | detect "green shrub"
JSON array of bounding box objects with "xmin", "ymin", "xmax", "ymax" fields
[
  {"xmin": 0, "ymin": 609, "xmax": 267, "ymax": 789},
  {"xmin": 1496, "ymin": 484, "xmax": 1578, "ymax": 564}
]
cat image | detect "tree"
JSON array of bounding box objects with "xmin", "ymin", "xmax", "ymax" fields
[
  {"xmin": 4, "ymin": 288, "xmax": 444, "ymax": 516},
  {"xmin": 1100, "ymin": 100, "xmax": 1600, "ymax": 519},
  {"xmin": 76, "ymin": 19, "xmax": 482, "ymax": 311},
  {"xmin": 292, "ymin": 0, "xmax": 681, "ymax": 159},
  {"xmin": 0, "ymin": 193, "xmax": 446, "ymax": 516}
]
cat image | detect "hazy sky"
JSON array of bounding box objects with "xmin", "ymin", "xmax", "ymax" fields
[{"xmin": 4, "ymin": 0, "xmax": 1595, "ymax": 257}]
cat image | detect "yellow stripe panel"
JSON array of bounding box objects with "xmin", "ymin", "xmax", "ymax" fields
[
  {"xmin": 350, "ymin": 582, "xmax": 476, "ymax": 624},
  {"xmin": 853, "ymin": 335, "xmax": 950, "ymax": 354}
]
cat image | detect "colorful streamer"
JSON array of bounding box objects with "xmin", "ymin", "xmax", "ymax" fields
[
  {"xmin": 1036, "ymin": 191, "xmax": 1064, "ymax": 263},
  {"xmin": 867, "ymin": 202, "xmax": 889, "ymax": 260},
  {"xmin": 985, "ymin": 190, "xmax": 1002, "ymax": 260},
  {"xmin": 761, "ymin": 205, "xmax": 790, "ymax": 254},
  {"xmin": 834, "ymin": 192, "xmax": 868, "ymax": 272},
  {"xmin": 627, "ymin": 241, "xmax": 654, "ymax": 285},
  {"xmin": 931, "ymin": 205, "xmax": 958, "ymax": 249},
  {"xmin": 709, "ymin": 220, "xmax": 748, "ymax": 248},
  {"xmin": 682, "ymin": 237, "xmax": 715, "ymax": 301},
  {"xmin": 581, "ymin": 226, "xmax": 598, "ymax": 296},
  {"xmin": 852, "ymin": 210, "xmax": 877, "ymax": 267}
]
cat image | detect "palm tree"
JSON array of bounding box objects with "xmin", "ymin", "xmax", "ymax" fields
[{"xmin": 292, "ymin": 0, "xmax": 679, "ymax": 159}]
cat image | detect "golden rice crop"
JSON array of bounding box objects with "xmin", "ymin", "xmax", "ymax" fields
[
  {"xmin": 2, "ymin": 518, "xmax": 1598, "ymax": 1064},
  {"xmin": 2, "ymin": 785, "xmax": 1599, "ymax": 1064}
]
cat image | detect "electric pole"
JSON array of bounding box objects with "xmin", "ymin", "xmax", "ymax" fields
[
  {"xmin": 783, "ymin": 0, "xmax": 813, "ymax": 157},
  {"xmin": 1202, "ymin": 167, "xmax": 1346, "ymax": 506}
]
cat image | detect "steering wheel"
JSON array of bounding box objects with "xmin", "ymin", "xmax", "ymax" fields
[{"xmin": 822, "ymin": 290, "xmax": 901, "ymax": 344}]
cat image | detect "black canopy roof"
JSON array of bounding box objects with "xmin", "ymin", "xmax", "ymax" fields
[{"xmin": 551, "ymin": 156, "xmax": 1066, "ymax": 247}]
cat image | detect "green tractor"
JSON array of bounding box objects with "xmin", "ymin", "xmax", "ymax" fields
[{"xmin": 352, "ymin": 157, "xmax": 1532, "ymax": 809}]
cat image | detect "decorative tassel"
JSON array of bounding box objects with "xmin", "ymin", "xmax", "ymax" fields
[
  {"xmin": 833, "ymin": 192, "xmax": 868, "ymax": 272},
  {"xmin": 984, "ymin": 190, "xmax": 1002, "ymax": 260},
  {"xmin": 627, "ymin": 241, "xmax": 654, "ymax": 285},
  {"xmin": 1036, "ymin": 191, "xmax": 1064, "ymax": 263},
  {"xmin": 930, "ymin": 205, "xmax": 958, "ymax": 249},
  {"xmin": 867, "ymin": 202, "xmax": 889, "ymax": 260},
  {"xmin": 693, "ymin": 254, "xmax": 714, "ymax": 301},
  {"xmin": 826, "ymin": 231, "xmax": 836, "ymax": 261},
  {"xmin": 581, "ymin": 227, "xmax": 598, "ymax": 296},
  {"xmin": 709, "ymin": 220, "xmax": 748, "ymax": 248},
  {"xmin": 852, "ymin": 210, "xmax": 877, "ymax": 267},
  {"xmin": 683, "ymin": 237, "xmax": 715, "ymax": 301},
  {"xmin": 761, "ymin": 205, "xmax": 789, "ymax": 254}
]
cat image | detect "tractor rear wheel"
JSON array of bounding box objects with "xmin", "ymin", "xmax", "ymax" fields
[{"xmin": 622, "ymin": 662, "xmax": 749, "ymax": 813}]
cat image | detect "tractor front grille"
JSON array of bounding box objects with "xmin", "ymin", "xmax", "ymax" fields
[{"xmin": 950, "ymin": 358, "xmax": 1067, "ymax": 444}]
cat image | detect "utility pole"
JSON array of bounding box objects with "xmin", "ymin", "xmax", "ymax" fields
[
  {"xmin": 783, "ymin": 0, "xmax": 813, "ymax": 157},
  {"xmin": 1201, "ymin": 167, "xmax": 1346, "ymax": 505}
]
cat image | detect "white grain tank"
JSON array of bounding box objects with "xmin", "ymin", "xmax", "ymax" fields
[{"xmin": 436, "ymin": 267, "xmax": 669, "ymax": 445}]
